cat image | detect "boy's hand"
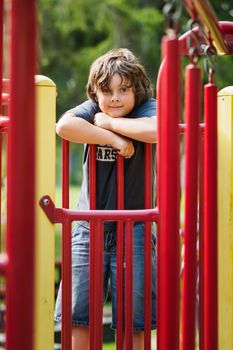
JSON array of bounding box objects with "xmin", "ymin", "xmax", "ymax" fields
[
  {"xmin": 94, "ymin": 112, "xmax": 112, "ymax": 130},
  {"xmin": 111, "ymin": 134, "xmax": 135, "ymax": 158}
]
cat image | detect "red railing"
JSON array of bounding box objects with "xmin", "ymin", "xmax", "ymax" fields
[
  {"xmin": 46, "ymin": 22, "xmax": 233, "ymax": 350},
  {"xmin": 1, "ymin": 0, "xmax": 232, "ymax": 348}
]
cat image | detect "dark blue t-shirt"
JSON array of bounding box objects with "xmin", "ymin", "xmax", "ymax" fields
[{"xmin": 67, "ymin": 98, "xmax": 156, "ymax": 230}]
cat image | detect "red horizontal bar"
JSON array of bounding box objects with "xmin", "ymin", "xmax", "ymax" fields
[
  {"xmin": 40, "ymin": 196, "xmax": 159, "ymax": 224},
  {"xmin": 0, "ymin": 116, "xmax": 10, "ymax": 130},
  {"xmin": 2, "ymin": 79, "xmax": 10, "ymax": 92},
  {"xmin": 2, "ymin": 93, "xmax": 10, "ymax": 105},
  {"xmin": 0, "ymin": 253, "xmax": 9, "ymax": 275},
  {"xmin": 179, "ymin": 123, "xmax": 205, "ymax": 134}
]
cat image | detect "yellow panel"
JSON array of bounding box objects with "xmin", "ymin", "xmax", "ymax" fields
[
  {"xmin": 218, "ymin": 87, "xmax": 233, "ymax": 350},
  {"xmin": 34, "ymin": 75, "xmax": 56, "ymax": 350}
]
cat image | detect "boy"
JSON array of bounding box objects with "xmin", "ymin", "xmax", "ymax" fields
[{"xmin": 55, "ymin": 48, "xmax": 157, "ymax": 350}]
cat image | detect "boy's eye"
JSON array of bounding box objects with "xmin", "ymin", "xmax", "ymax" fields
[
  {"xmin": 102, "ymin": 88, "xmax": 111, "ymax": 93},
  {"xmin": 121, "ymin": 87, "xmax": 128, "ymax": 92}
]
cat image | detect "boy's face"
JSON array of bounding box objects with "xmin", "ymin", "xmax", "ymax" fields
[{"xmin": 96, "ymin": 73, "xmax": 135, "ymax": 118}]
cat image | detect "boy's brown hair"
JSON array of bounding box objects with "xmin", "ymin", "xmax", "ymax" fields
[{"xmin": 86, "ymin": 48, "xmax": 153, "ymax": 106}]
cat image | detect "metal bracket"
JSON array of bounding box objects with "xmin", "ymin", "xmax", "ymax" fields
[{"xmin": 39, "ymin": 195, "xmax": 63, "ymax": 224}]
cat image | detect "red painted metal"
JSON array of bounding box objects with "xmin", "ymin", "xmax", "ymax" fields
[
  {"xmin": 61, "ymin": 139, "xmax": 72, "ymax": 350},
  {"xmin": 89, "ymin": 145, "xmax": 103, "ymax": 350},
  {"xmin": 0, "ymin": 116, "xmax": 9, "ymax": 130},
  {"xmin": 92, "ymin": 219, "xmax": 104, "ymax": 349},
  {"xmin": 0, "ymin": 253, "xmax": 8, "ymax": 275},
  {"xmin": 157, "ymin": 35, "xmax": 181, "ymax": 350},
  {"xmin": 144, "ymin": 143, "xmax": 152, "ymax": 350},
  {"xmin": 204, "ymin": 82, "xmax": 218, "ymax": 350},
  {"xmin": 199, "ymin": 133, "xmax": 205, "ymax": 350},
  {"xmin": 179, "ymin": 21, "xmax": 233, "ymax": 56},
  {"xmin": 6, "ymin": 1, "xmax": 36, "ymax": 350},
  {"xmin": 125, "ymin": 220, "xmax": 133, "ymax": 350},
  {"xmin": 40, "ymin": 196, "xmax": 159, "ymax": 224},
  {"xmin": 0, "ymin": 0, "xmax": 3, "ymax": 110},
  {"xmin": 182, "ymin": 64, "xmax": 201, "ymax": 350},
  {"xmin": 116, "ymin": 155, "xmax": 124, "ymax": 350}
]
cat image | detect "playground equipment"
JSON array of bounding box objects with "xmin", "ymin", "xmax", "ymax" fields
[{"xmin": 0, "ymin": 0, "xmax": 233, "ymax": 350}]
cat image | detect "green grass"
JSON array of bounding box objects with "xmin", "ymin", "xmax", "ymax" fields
[{"xmin": 103, "ymin": 343, "xmax": 115, "ymax": 350}]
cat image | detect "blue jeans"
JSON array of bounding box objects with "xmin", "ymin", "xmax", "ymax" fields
[{"xmin": 54, "ymin": 222, "xmax": 157, "ymax": 332}]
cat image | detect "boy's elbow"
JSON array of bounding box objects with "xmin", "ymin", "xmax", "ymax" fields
[
  {"xmin": 56, "ymin": 113, "xmax": 75, "ymax": 138},
  {"xmin": 56, "ymin": 120, "xmax": 66, "ymax": 138}
]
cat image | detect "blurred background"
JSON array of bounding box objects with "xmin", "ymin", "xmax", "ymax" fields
[{"xmin": 38, "ymin": 0, "xmax": 233, "ymax": 188}]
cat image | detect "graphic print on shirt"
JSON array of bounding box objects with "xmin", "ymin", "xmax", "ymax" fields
[{"xmin": 96, "ymin": 144, "xmax": 117, "ymax": 162}]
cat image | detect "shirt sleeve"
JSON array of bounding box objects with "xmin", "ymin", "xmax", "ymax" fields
[
  {"xmin": 128, "ymin": 98, "xmax": 157, "ymax": 119},
  {"xmin": 65, "ymin": 100, "xmax": 101, "ymax": 124}
]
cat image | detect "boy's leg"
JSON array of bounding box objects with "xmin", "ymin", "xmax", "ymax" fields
[
  {"xmin": 123, "ymin": 332, "xmax": 144, "ymax": 350},
  {"xmin": 72, "ymin": 326, "xmax": 89, "ymax": 350}
]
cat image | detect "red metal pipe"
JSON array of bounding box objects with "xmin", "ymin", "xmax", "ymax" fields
[
  {"xmin": 0, "ymin": 0, "xmax": 3, "ymax": 110},
  {"xmin": 144, "ymin": 143, "xmax": 152, "ymax": 350},
  {"xmin": 182, "ymin": 64, "xmax": 201, "ymax": 350},
  {"xmin": 6, "ymin": 1, "xmax": 36, "ymax": 350},
  {"xmin": 125, "ymin": 220, "xmax": 133, "ymax": 350},
  {"xmin": 157, "ymin": 35, "xmax": 181, "ymax": 350},
  {"xmin": 61, "ymin": 139, "xmax": 72, "ymax": 350},
  {"xmin": 89, "ymin": 144, "xmax": 100, "ymax": 350},
  {"xmin": 92, "ymin": 219, "xmax": 104, "ymax": 349},
  {"xmin": 199, "ymin": 133, "xmax": 205, "ymax": 350},
  {"xmin": 204, "ymin": 82, "xmax": 218, "ymax": 350},
  {"xmin": 42, "ymin": 202, "xmax": 159, "ymax": 224},
  {"xmin": 116, "ymin": 155, "xmax": 124, "ymax": 350}
]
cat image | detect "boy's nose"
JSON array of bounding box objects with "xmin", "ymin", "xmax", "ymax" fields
[{"xmin": 111, "ymin": 94, "xmax": 119, "ymax": 102}]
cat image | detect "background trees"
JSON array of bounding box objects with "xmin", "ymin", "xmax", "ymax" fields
[{"xmin": 38, "ymin": 0, "xmax": 233, "ymax": 185}]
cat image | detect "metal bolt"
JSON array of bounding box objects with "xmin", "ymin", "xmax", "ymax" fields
[{"xmin": 43, "ymin": 198, "xmax": 49, "ymax": 206}]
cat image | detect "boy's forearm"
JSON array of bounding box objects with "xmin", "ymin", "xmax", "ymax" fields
[
  {"xmin": 56, "ymin": 113, "xmax": 118, "ymax": 145},
  {"xmin": 108, "ymin": 116, "xmax": 157, "ymax": 143},
  {"xmin": 94, "ymin": 113, "xmax": 157, "ymax": 143}
]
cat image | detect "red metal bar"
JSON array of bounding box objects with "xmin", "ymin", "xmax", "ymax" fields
[
  {"xmin": 0, "ymin": 116, "xmax": 10, "ymax": 130},
  {"xmin": 89, "ymin": 144, "xmax": 99, "ymax": 350},
  {"xmin": 182, "ymin": 64, "xmax": 201, "ymax": 350},
  {"xmin": 0, "ymin": 252, "xmax": 8, "ymax": 275},
  {"xmin": 144, "ymin": 143, "xmax": 152, "ymax": 350},
  {"xmin": 116, "ymin": 155, "xmax": 124, "ymax": 350},
  {"xmin": 61, "ymin": 139, "xmax": 72, "ymax": 350},
  {"xmin": 125, "ymin": 220, "xmax": 133, "ymax": 350},
  {"xmin": 40, "ymin": 197, "xmax": 159, "ymax": 224},
  {"xmin": 157, "ymin": 35, "xmax": 181, "ymax": 350},
  {"xmin": 93, "ymin": 219, "xmax": 104, "ymax": 349},
  {"xmin": 0, "ymin": 0, "xmax": 3, "ymax": 110},
  {"xmin": 6, "ymin": 1, "xmax": 36, "ymax": 349},
  {"xmin": 204, "ymin": 81, "xmax": 218, "ymax": 350},
  {"xmin": 199, "ymin": 132, "xmax": 205, "ymax": 350}
]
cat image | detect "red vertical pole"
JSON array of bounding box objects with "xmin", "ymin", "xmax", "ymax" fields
[
  {"xmin": 116, "ymin": 155, "xmax": 124, "ymax": 350},
  {"xmin": 89, "ymin": 144, "xmax": 103, "ymax": 350},
  {"xmin": 0, "ymin": 0, "xmax": 3, "ymax": 110},
  {"xmin": 204, "ymin": 81, "xmax": 218, "ymax": 350},
  {"xmin": 125, "ymin": 220, "xmax": 133, "ymax": 350},
  {"xmin": 93, "ymin": 219, "xmax": 104, "ymax": 349},
  {"xmin": 61, "ymin": 139, "xmax": 72, "ymax": 350},
  {"xmin": 6, "ymin": 1, "xmax": 36, "ymax": 349},
  {"xmin": 199, "ymin": 132, "xmax": 205, "ymax": 350},
  {"xmin": 144, "ymin": 143, "xmax": 152, "ymax": 350},
  {"xmin": 157, "ymin": 35, "xmax": 181, "ymax": 350},
  {"xmin": 182, "ymin": 64, "xmax": 201, "ymax": 350}
]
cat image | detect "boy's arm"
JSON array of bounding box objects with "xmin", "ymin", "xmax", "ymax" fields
[
  {"xmin": 56, "ymin": 113, "xmax": 135, "ymax": 157},
  {"xmin": 94, "ymin": 113, "xmax": 157, "ymax": 143}
]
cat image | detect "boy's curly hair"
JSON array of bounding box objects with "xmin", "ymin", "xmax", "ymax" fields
[{"xmin": 86, "ymin": 48, "xmax": 153, "ymax": 106}]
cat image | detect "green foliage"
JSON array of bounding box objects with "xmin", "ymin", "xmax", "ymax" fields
[
  {"xmin": 39, "ymin": 0, "xmax": 164, "ymax": 116},
  {"xmin": 39, "ymin": 0, "xmax": 233, "ymax": 186}
]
